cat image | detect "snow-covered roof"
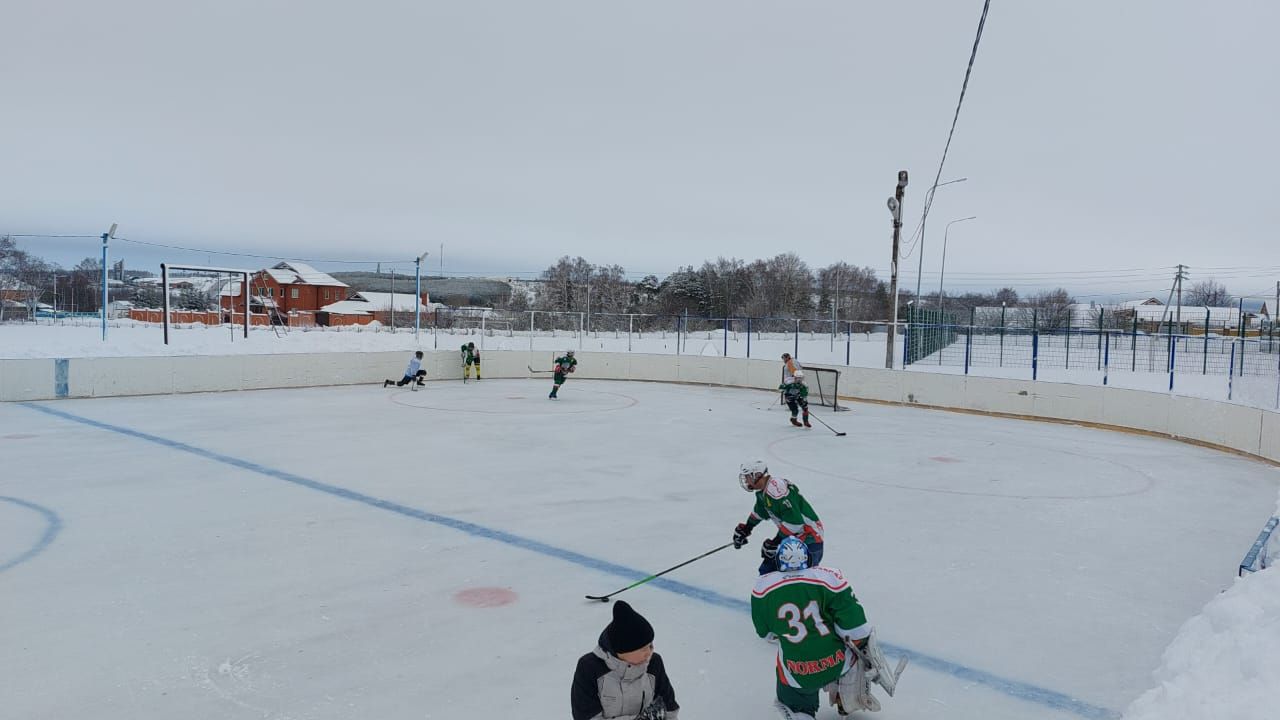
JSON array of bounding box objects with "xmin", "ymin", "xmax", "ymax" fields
[
  {"xmin": 349, "ymin": 291, "xmax": 426, "ymax": 313},
  {"xmin": 1131, "ymin": 305, "xmax": 1242, "ymax": 324},
  {"xmin": 1119, "ymin": 298, "xmax": 1164, "ymax": 308},
  {"xmin": 265, "ymin": 262, "xmax": 348, "ymax": 288},
  {"xmin": 318, "ymin": 300, "xmax": 374, "ymax": 316}
]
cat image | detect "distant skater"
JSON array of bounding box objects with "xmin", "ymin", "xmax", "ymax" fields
[{"xmin": 384, "ymin": 351, "xmax": 426, "ymax": 389}]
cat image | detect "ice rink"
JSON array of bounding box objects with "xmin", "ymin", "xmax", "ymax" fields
[{"xmin": 3, "ymin": 378, "xmax": 1277, "ymax": 720}]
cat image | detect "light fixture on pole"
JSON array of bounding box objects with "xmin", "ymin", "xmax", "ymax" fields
[
  {"xmin": 415, "ymin": 251, "xmax": 430, "ymax": 340},
  {"xmin": 938, "ymin": 216, "xmax": 977, "ymax": 317},
  {"xmin": 101, "ymin": 223, "xmax": 117, "ymax": 340},
  {"xmin": 914, "ymin": 178, "xmax": 968, "ymax": 301}
]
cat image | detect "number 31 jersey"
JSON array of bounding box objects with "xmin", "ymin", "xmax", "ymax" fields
[{"xmin": 750, "ymin": 566, "xmax": 869, "ymax": 689}]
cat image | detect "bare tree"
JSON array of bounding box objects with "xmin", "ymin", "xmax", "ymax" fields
[
  {"xmin": 1013, "ymin": 288, "xmax": 1074, "ymax": 330},
  {"xmin": 1185, "ymin": 279, "xmax": 1232, "ymax": 307}
]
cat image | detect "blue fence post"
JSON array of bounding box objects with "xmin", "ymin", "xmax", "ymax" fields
[
  {"xmin": 676, "ymin": 315, "xmax": 681, "ymax": 356},
  {"xmin": 1168, "ymin": 333, "xmax": 1176, "ymax": 392},
  {"xmin": 845, "ymin": 321, "xmax": 851, "ymax": 366},
  {"xmin": 964, "ymin": 307, "xmax": 973, "ymax": 375},
  {"xmin": 1229, "ymin": 342, "xmax": 1236, "ymax": 400},
  {"xmin": 1103, "ymin": 331, "xmax": 1110, "ymax": 386},
  {"xmin": 746, "ymin": 317, "xmax": 752, "ymax": 359},
  {"xmin": 1203, "ymin": 308, "xmax": 1210, "ymax": 375},
  {"xmin": 1065, "ymin": 314, "xmax": 1072, "ymax": 369},
  {"xmin": 1032, "ymin": 309, "xmax": 1039, "ymax": 381},
  {"xmin": 724, "ymin": 317, "xmax": 729, "ymax": 358},
  {"xmin": 794, "ymin": 319, "xmax": 800, "ymax": 360},
  {"xmin": 1131, "ymin": 313, "xmax": 1138, "ymax": 371}
]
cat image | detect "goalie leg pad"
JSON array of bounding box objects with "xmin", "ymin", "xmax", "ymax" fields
[
  {"xmin": 831, "ymin": 661, "xmax": 880, "ymax": 714},
  {"xmin": 772, "ymin": 700, "xmax": 816, "ymax": 720}
]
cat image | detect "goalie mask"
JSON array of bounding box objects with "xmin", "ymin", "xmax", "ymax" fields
[
  {"xmin": 739, "ymin": 460, "xmax": 768, "ymax": 491},
  {"xmin": 776, "ymin": 536, "xmax": 809, "ymax": 572}
]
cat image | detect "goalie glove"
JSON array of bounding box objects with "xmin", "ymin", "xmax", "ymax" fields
[
  {"xmin": 732, "ymin": 522, "xmax": 753, "ymax": 549},
  {"xmin": 761, "ymin": 536, "xmax": 780, "ymax": 560}
]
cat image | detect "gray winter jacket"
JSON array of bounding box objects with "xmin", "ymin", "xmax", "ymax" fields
[{"xmin": 570, "ymin": 632, "xmax": 680, "ymax": 720}]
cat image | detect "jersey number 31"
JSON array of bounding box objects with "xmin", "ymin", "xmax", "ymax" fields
[{"xmin": 777, "ymin": 600, "xmax": 831, "ymax": 644}]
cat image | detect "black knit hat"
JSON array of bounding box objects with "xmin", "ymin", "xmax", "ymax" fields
[{"xmin": 606, "ymin": 601, "xmax": 654, "ymax": 653}]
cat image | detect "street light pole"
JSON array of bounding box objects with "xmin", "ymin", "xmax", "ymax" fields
[
  {"xmin": 885, "ymin": 170, "xmax": 909, "ymax": 370},
  {"xmin": 938, "ymin": 216, "xmax": 977, "ymax": 317},
  {"xmin": 101, "ymin": 223, "xmax": 116, "ymax": 340},
  {"xmin": 415, "ymin": 251, "xmax": 430, "ymax": 340},
  {"xmin": 914, "ymin": 178, "xmax": 968, "ymax": 301}
]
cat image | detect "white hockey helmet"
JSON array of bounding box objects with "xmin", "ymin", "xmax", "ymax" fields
[
  {"xmin": 739, "ymin": 460, "xmax": 768, "ymax": 491},
  {"xmin": 566, "ymin": 349, "xmax": 575, "ymax": 357},
  {"xmin": 776, "ymin": 536, "xmax": 809, "ymax": 572}
]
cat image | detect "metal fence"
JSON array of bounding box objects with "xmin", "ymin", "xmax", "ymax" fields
[{"xmin": 906, "ymin": 321, "xmax": 1280, "ymax": 379}]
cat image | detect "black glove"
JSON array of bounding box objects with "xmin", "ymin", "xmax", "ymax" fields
[
  {"xmin": 732, "ymin": 522, "xmax": 753, "ymax": 549},
  {"xmin": 761, "ymin": 536, "xmax": 780, "ymax": 560},
  {"xmin": 636, "ymin": 698, "xmax": 666, "ymax": 720}
]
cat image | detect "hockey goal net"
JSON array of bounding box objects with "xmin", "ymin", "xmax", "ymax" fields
[{"xmin": 781, "ymin": 364, "xmax": 847, "ymax": 411}]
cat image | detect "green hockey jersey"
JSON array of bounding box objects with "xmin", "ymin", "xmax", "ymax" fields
[
  {"xmin": 460, "ymin": 345, "xmax": 476, "ymax": 363},
  {"xmin": 746, "ymin": 477, "xmax": 824, "ymax": 544},
  {"xmin": 554, "ymin": 355, "xmax": 577, "ymax": 374},
  {"xmin": 751, "ymin": 566, "xmax": 869, "ymax": 689}
]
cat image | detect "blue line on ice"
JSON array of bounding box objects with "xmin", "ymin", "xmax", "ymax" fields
[
  {"xmin": 21, "ymin": 401, "xmax": 1117, "ymax": 720},
  {"xmin": 0, "ymin": 495, "xmax": 63, "ymax": 573}
]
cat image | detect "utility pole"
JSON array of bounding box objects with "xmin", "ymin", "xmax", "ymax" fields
[
  {"xmin": 1175, "ymin": 263, "xmax": 1186, "ymax": 331},
  {"xmin": 885, "ymin": 170, "xmax": 909, "ymax": 369}
]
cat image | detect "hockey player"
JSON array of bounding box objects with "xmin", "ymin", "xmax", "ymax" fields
[
  {"xmin": 461, "ymin": 341, "xmax": 481, "ymax": 381},
  {"xmin": 383, "ymin": 350, "xmax": 426, "ymax": 389},
  {"xmin": 571, "ymin": 600, "xmax": 680, "ymax": 720},
  {"xmin": 732, "ymin": 461, "xmax": 824, "ymax": 575},
  {"xmin": 751, "ymin": 537, "xmax": 904, "ymax": 719},
  {"xmin": 549, "ymin": 349, "xmax": 577, "ymax": 399},
  {"xmin": 780, "ymin": 369, "xmax": 811, "ymax": 428}
]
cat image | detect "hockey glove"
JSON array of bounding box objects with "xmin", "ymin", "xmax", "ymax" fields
[
  {"xmin": 636, "ymin": 697, "xmax": 666, "ymax": 720},
  {"xmin": 761, "ymin": 536, "xmax": 781, "ymax": 560},
  {"xmin": 732, "ymin": 522, "xmax": 753, "ymax": 549}
]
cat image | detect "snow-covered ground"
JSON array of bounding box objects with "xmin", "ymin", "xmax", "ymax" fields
[
  {"xmin": 2, "ymin": 380, "xmax": 1277, "ymax": 719},
  {"xmin": 3, "ymin": 321, "xmax": 1279, "ymax": 411}
]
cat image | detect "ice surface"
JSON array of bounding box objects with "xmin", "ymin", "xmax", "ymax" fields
[{"xmin": 2, "ymin": 379, "xmax": 1277, "ymax": 719}]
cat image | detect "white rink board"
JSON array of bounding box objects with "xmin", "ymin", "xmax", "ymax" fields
[{"xmin": 1, "ymin": 351, "xmax": 1276, "ymax": 462}]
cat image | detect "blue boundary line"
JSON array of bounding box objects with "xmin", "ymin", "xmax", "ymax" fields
[
  {"xmin": 0, "ymin": 495, "xmax": 64, "ymax": 573},
  {"xmin": 20, "ymin": 401, "xmax": 1116, "ymax": 720}
]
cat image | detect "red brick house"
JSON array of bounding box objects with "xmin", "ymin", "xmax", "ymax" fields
[{"xmin": 222, "ymin": 262, "xmax": 349, "ymax": 316}]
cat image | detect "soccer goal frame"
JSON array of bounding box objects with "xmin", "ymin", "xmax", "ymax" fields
[
  {"xmin": 160, "ymin": 263, "xmax": 251, "ymax": 345},
  {"xmin": 780, "ymin": 364, "xmax": 848, "ymax": 411}
]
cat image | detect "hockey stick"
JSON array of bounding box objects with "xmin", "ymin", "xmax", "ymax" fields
[
  {"xmin": 528, "ymin": 365, "xmax": 555, "ymax": 373},
  {"xmin": 586, "ymin": 543, "xmax": 733, "ymax": 602},
  {"xmin": 808, "ymin": 410, "xmax": 846, "ymax": 437}
]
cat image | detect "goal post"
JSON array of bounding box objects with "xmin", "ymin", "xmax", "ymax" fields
[
  {"xmin": 780, "ymin": 364, "xmax": 847, "ymax": 411},
  {"xmin": 161, "ymin": 263, "xmax": 250, "ymax": 345}
]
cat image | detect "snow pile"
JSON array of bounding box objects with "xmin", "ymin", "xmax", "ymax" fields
[{"xmin": 1122, "ymin": 506, "xmax": 1280, "ymax": 720}]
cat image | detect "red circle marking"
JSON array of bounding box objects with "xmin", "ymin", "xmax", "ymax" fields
[
  {"xmin": 454, "ymin": 587, "xmax": 518, "ymax": 608},
  {"xmin": 2, "ymin": 433, "xmax": 38, "ymax": 440},
  {"xmin": 929, "ymin": 456, "xmax": 962, "ymax": 463}
]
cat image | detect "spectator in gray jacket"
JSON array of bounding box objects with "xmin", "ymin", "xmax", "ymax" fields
[{"xmin": 571, "ymin": 601, "xmax": 680, "ymax": 720}]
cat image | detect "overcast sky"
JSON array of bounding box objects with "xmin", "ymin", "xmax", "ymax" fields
[{"xmin": 3, "ymin": 1, "xmax": 1278, "ymax": 300}]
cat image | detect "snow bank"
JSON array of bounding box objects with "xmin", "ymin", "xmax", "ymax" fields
[{"xmin": 1122, "ymin": 496, "xmax": 1280, "ymax": 720}]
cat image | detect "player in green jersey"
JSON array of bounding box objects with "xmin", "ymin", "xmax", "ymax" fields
[
  {"xmin": 732, "ymin": 461, "xmax": 825, "ymax": 575},
  {"xmin": 780, "ymin": 369, "xmax": 811, "ymax": 428},
  {"xmin": 549, "ymin": 349, "xmax": 577, "ymax": 399},
  {"xmin": 460, "ymin": 342, "xmax": 481, "ymax": 381},
  {"xmin": 752, "ymin": 537, "xmax": 905, "ymax": 719}
]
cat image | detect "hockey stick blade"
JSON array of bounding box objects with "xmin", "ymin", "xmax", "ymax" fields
[
  {"xmin": 808, "ymin": 411, "xmax": 846, "ymax": 437},
  {"xmin": 528, "ymin": 365, "xmax": 554, "ymax": 373}
]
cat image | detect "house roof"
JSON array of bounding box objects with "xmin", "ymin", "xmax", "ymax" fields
[
  {"xmin": 320, "ymin": 291, "xmax": 426, "ymax": 315},
  {"xmin": 1131, "ymin": 305, "xmax": 1242, "ymax": 323},
  {"xmin": 265, "ymin": 262, "xmax": 348, "ymax": 288}
]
